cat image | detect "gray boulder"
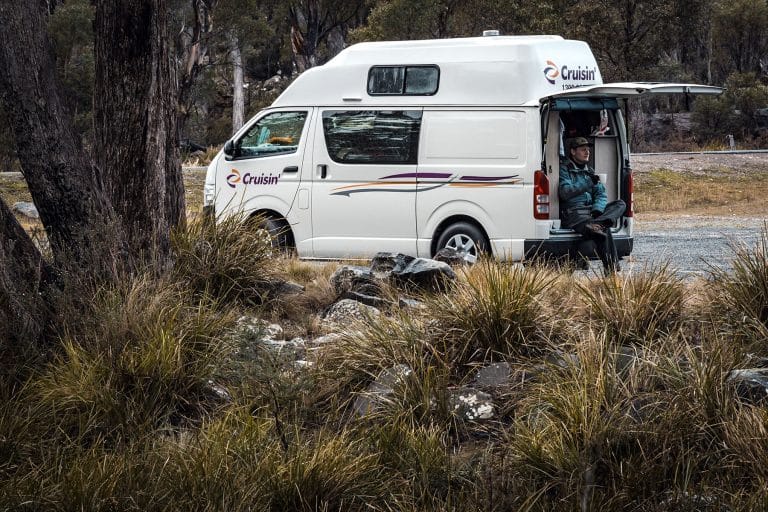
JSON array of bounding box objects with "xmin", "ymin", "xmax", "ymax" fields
[
  {"xmin": 12, "ymin": 201, "xmax": 39, "ymax": 219},
  {"xmin": 727, "ymin": 368, "xmax": 768, "ymax": 405},
  {"xmin": 389, "ymin": 255, "xmax": 456, "ymax": 291},
  {"xmin": 450, "ymin": 387, "xmax": 495, "ymax": 421},
  {"xmin": 473, "ymin": 362, "xmax": 512, "ymax": 389},
  {"xmin": 354, "ymin": 364, "xmax": 412, "ymax": 416},
  {"xmin": 322, "ymin": 298, "xmax": 380, "ymax": 326},
  {"xmin": 329, "ymin": 265, "xmax": 379, "ymax": 295},
  {"xmin": 433, "ymin": 247, "xmax": 466, "ymax": 267}
]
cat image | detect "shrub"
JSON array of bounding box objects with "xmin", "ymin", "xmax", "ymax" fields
[
  {"xmin": 33, "ymin": 276, "xmax": 235, "ymax": 444},
  {"xmin": 708, "ymin": 223, "xmax": 768, "ymax": 343},
  {"xmin": 577, "ymin": 263, "xmax": 686, "ymax": 346},
  {"xmin": 427, "ymin": 260, "xmax": 558, "ymax": 364},
  {"xmin": 171, "ymin": 213, "xmax": 281, "ymax": 306}
]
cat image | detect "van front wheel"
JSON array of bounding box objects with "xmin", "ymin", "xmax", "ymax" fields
[{"xmin": 435, "ymin": 222, "xmax": 488, "ymax": 264}]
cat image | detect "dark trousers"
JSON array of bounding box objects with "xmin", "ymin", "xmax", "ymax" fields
[{"xmin": 572, "ymin": 200, "xmax": 626, "ymax": 274}]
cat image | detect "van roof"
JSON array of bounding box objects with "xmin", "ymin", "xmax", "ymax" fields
[{"xmin": 272, "ymin": 36, "xmax": 604, "ymax": 108}]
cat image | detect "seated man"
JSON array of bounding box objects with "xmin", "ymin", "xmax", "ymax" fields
[{"xmin": 559, "ymin": 137, "xmax": 626, "ymax": 274}]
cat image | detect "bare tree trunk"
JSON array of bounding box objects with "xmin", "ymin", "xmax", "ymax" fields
[
  {"xmin": 177, "ymin": 0, "xmax": 218, "ymax": 134},
  {"xmin": 0, "ymin": 1, "xmax": 122, "ymax": 272},
  {"xmin": 229, "ymin": 32, "xmax": 245, "ymax": 133},
  {"xmin": 0, "ymin": 200, "xmax": 52, "ymax": 348},
  {"xmin": 94, "ymin": 0, "xmax": 185, "ymax": 266}
]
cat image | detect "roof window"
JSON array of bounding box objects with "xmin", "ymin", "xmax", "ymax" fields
[{"xmin": 367, "ymin": 65, "xmax": 439, "ymax": 96}]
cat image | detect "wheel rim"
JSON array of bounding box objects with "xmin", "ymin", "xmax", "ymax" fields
[{"xmin": 445, "ymin": 233, "xmax": 478, "ymax": 263}]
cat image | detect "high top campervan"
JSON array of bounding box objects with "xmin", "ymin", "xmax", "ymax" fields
[{"xmin": 203, "ymin": 34, "xmax": 721, "ymax": 263}]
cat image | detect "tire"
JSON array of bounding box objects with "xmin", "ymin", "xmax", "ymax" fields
[
  {"xmin": 435, "ymin": 221, "xmax": 488, "ymax": 264},
  {"xmin": 263, "ymin": 217, "xmax": 295, "ymax": 253}
]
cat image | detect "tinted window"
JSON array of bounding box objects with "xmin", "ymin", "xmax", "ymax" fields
[
  {"xmin": 322, "ymin": 110, "xmax": 422, "ymax": 164},
  {"xmin": 235, "ymin": 111, "xmax": 307, "ymax": 159},
  {"xmin": 367, "ymin": 66, "xmax": 439, "ymax": 95}
]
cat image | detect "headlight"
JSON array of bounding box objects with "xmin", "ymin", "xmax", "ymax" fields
[{"xmin": 203, "ymin": 183, "xmax": 215, "ymax": 206}]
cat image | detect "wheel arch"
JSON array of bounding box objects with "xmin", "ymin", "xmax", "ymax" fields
[
  {"xmin": 248, "ymin": 208, "xmax": 295, "ymax": 248},
  {"xmin": 430, "ymin": 215, "xmax": 491, "ymax": 257}
]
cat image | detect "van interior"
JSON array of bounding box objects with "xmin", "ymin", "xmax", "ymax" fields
[{"xmin": 542, "ymin": 101, "xmax": 624, "ymax": 232}]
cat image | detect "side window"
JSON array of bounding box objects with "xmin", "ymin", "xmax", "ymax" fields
[
  {"xmin": 367, "ymin": 66, "xmax": 439, "ymax": 96},
  {"xmin": 234, "ymin": 111, "xmax": 307, "ymax": 159},
  {"xmin": 322, "ymin": 110, "xmax": 422, "ymax": 164}
]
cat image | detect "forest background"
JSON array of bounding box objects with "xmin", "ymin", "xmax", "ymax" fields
[{"xmin": 1, "ymin": 0, "xmax": 767, "ymax": 175}]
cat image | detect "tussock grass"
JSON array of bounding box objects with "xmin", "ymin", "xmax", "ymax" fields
[
  {"xmin": 6, "ymin": 226, "xmax": 768, "ymax": 510},
  {"xmin": 576, "ymin": 263, "xmax": 686, "ymax": 346},
  {"xmin": 33, "ymin": 277, "xmax": 236, "ymax": 444},
  {"xmin": 171, "ymin": 214, "xmax": 280, "ymax": 306},
  {"xmin": 427, "ymin": 260, "xmax": 559, "ymax": 363},
  {"xmin": 708, "ymin": 224, "xmax": 768, "ymax": 345}
]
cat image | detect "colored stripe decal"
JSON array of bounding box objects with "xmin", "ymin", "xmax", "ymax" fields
[
  {"xmin": 459, "ymin": 175, "xmax": 519, "ymax": 182},
  {"xmin": 380, "ymin": 172, "xmax": 453, "ymax": 179}
]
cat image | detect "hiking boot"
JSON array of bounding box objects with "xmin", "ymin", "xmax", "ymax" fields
[{"xmin": 583, "ymin": 223, "xmax": 605, "ymax": 235}]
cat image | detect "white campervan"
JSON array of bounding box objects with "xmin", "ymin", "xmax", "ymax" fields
[{"xmin": 203, "ymin": 34, "xmax": 720, "ymax": 263}]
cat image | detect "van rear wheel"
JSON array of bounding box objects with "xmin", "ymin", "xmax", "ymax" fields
[{"xmin": 436, "ymin": 222, "xmax": 488, "ymax": 264}]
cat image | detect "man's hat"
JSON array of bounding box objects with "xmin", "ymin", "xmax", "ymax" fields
[{"xmin": 566, "ymin": 137, "xmax": 593, "ymax": 151}]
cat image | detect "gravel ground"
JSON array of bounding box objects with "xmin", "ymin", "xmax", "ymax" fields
[{"xmin": 624, "ymin": 152, "xmax": 768, "ymax": 277}]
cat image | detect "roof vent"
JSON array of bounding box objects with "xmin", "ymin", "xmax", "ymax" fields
[{"xmin": 482, "ymin": 30, "xmax": 500, "ymax": 36}]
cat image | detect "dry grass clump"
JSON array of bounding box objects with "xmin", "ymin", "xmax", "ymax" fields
[
  {"xmin": 32, "ymin": 276, "xmax": 236, "ymax": 444},
  {"xmin": 171, "ymin": 214, "xmax": 280, "ymax": 306},
  {"xmin": 576, "ymin": 263, "xmax": 686, "ymax": 346},
  {"xmin": 427, "ymin": 260, "xmax": 559, "ymax": 363},
  {"xmin": 707, "ymin": 224, "xmax": 768, "ymax": 345}
]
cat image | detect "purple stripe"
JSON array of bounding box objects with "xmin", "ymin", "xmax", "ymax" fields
[
  {"xmin": 459, "ymin": 175, "xmax": 519, "ymax": 182},
  {"xmin": 381, "ymin": 172, "xmax": 453, "ymax": 179}
]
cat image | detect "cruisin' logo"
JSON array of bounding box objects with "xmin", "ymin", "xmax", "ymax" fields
[
  {"xmin": 226, "ymin": 170, "xmax": 241, "ymax": 189},
  {"xmin": 543, "ymin": 60, "xmax": 560, "ymax": 84},
  {"xmin": 226, "ymin": 169, "xmax": 280, "ymax": 189}
]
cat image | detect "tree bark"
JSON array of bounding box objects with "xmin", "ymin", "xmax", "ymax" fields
[
  {"xmin": 0, "ymin": 200, "xmax": 52, "ymax": 348},
  {"xmin": 0, "ymin": 1, "xmax": 122, "ymax": 272},
  {"xmin": 229, "ymin": 32, "xmax": 245, "ymax": 133},
  {"xmin": 94, "ymin": 0, "xmax": 185, "ymax": 265}
]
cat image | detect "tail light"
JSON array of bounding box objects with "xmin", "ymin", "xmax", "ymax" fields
[
  {"xmin": 626, "ymin": 171, "xmax": 634, "ymax": 217},
  {"xmin": 533, "ymin": 170, "xmax": 550, "ymax": 219}
]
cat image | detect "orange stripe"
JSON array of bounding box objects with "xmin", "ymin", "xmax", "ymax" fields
[
  {"xmin": 332, "ymin": 180, "xmax": 416, "ymax": 191},
  {"xmin": 448, "ymin": 181, "xmax": 522, "ymax": 188}
]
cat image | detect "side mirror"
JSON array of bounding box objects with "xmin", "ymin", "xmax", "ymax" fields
[{"xmin": 223, "ymin": 139, "xmax": 235, "ymax": 158}]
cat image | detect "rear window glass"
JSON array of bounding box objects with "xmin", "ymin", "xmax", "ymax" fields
[
  {"xmin": 367, "ymin": 66, "xmax": 439, "ymax": 96},
  {"xmin": 322, "ymin": 110, "xmax": 422, "ymax": 164}
]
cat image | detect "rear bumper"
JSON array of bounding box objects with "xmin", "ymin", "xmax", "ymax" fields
[{"xmin": 524, "ymin": 235, "xmax": 633, "ymax": 261}]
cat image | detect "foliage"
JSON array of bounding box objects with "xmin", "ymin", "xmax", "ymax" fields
[
  {"xmin": 576, "ymin": 263, "xmax": 686, "ymax": 346},
  {"xmin": 707, "ymin": 222, "xmax": 768, "ymax": 343},
  {"xmin": 693, "ymin": 72, "xmax": 768, "ymax": 142},
  {"xmin": 427, "ymin": 260, "xmax": 558, "ymax": 362},
  {"xmin": 171, "ymin": 214, "xmax": 281, "ymax": 306}
]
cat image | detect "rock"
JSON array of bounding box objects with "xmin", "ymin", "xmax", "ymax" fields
[
  {"xmin": 12, "ymin": 201, "xmax": 39, "ymax": 219},
  {"xmin": 727, "ymin": 368, "xmax": 768, "ymax": 405},
  {"xmin": 545, "ymin": 350, "xmax": 580, "ymax": 369},
  {"xmin": 450, "ymin": 387, "xmax": 495, "ymax": 420},
  {"xmin": 311, "ymin": 333, "xmax": 344, "ymax": 346},
  {"xmin": 204, "ymin": 380, "xmax": 232, "ymax": 403},
  {"xmin": 354, "ymin": 364, "xmax": 412, "ymax": 416},
  {"xmin": 614, "ymin": 345, "xmax": 642, "ymax": 375},
  {"xmin": 322, "ymin": 298, "xmax": 380, "ymax": 326},
  {"xmin": 341, "ymin": 290, "xmax": 392, "ymax": 309},
  {"xmin": 389, "ymin": 256, "xmax": 456, "ymax": 291},
  {"xmin": 329, "ymin": 265, "xmax": 377, "ymax": 295},
  {"xmin": 473, "ymin": 362, "xmax": 512, "ymax": 388},
  {"xmin": 398, "ymin": 297, "xmax": 425, "ymax": 309},
  {"xmin": 276, "ymin": 280, "xmax": 305, "ymax": 295},
  {"xmin": 370, "ymin": 252, "xmax": 408, "ymax": 273},
  {"xmin": 433, "ymin": 247, "xmax": 466, "ymax": 267}
]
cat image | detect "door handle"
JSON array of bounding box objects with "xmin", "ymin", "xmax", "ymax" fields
[
  {"xmin": 282, "ymin": 165, "xmax": 299, "ymax": 173},
  {"xmin": 318, "ymin": 164, "xmax": 327, "ymax": 179}
]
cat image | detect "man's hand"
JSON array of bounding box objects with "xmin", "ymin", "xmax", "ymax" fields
[{"xmin": 590, "ymin": 173, "xmax": 600, "ymax": 184}]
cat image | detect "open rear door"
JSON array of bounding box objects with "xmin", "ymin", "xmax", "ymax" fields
[{"xmin": 543, "ymin": 82, "xmax": 723, "ymax": 100}]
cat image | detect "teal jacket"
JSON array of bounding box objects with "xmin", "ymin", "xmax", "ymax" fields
[{"xmin": 558, "ymin": 158, "xmax": 607, "ymax": 228}]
